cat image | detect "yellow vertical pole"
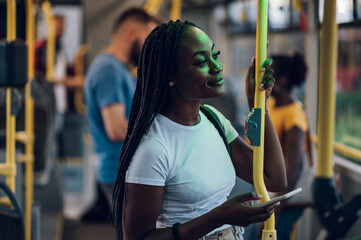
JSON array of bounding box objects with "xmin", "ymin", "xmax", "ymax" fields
[
  {"xmin": 7, "ymin": 0, "xmax": 16, "ymax": 41},
  {"xmin": 25, "ymin": 0, "xmax": 35, "ymax": 239},
  {"xmin": 170, "ymin": 0, "xmax": 182, "ymax": 21},
  {"xmin": 316, "ymin": 0, "xmax": 338, "ymax": 178},
  {"xmin": 6, "ymin": 0, "xmax": 17, "ymax": 193},
  {"xmin": 41, "ymin": 1, "xmax": 56, "ymax": 81},
  {"xmin": 144, "ymin": 0, "xmax": 164, "ymax": 16},
  {"xmin": 5, "ymin": 89, "xmax": 16, "ymax": 192},
  {"xmin": 143, "ymin": 0, "xmax": 154, "ymax": 11},
  {"xmin": 254, "ymin": 0, "xmax": 276, "ymax": 239}
]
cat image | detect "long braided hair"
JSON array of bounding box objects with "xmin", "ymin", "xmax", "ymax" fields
[{"xmin": 112, "ymin": 20, "xmax": 196, "ymax": 240}]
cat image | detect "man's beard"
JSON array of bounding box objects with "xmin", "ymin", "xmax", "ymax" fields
[{"xmin": 130, "ymin": 39, "xmax": 142, "ymax": 66}]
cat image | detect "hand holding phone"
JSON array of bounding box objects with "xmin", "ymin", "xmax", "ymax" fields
[{"xmin": 257, "ymin": 188, "xmax": 302, "ymax": 207}]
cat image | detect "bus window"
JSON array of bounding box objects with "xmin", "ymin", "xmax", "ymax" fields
[{"xmin": 335, "ymin": 27, "xmax": 361, "ymax": 163}]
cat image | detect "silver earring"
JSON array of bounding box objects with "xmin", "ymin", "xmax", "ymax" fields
[{"xmin": 169, "ymin": 81, "xmax": 174, "ymax": 87}]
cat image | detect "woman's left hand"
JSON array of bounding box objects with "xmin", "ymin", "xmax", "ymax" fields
[{"xmin": 245, "ymin": 57, "xmax": 275, "ymax": 109}]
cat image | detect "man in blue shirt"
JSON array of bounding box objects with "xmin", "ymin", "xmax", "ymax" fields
[{"xmin": 85, "ymin": 8, "xmax": 159, "ymax": 207}]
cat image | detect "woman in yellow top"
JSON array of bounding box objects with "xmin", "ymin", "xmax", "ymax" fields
[{"xmin": 267, "ymin": 52, "xmax": 311, "ymax": 240}]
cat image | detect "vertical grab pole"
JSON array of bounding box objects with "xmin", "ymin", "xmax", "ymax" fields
[
  {"xmin": 144, "ymin": 0, "xmax": 164, "ymax": 16},
  {"xmin": 316, "ymin": 0, "xmax": 337, "ymax": 178},
  {"xmin": 25, "ymin": 0, "xmax": 35, "ymax": 239},
  {"xmin": 254, "ymin": 1, "xmax": 276, "ymax": 239},
  {"xmin": 170, "ymin": 0, "xmax": 182, "ymax": 21},
  {"xmin": 6, "ymin": 0, "xmax": 17, "ymax": 193}
]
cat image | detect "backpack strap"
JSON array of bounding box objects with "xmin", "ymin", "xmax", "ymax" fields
[{"xmin": 200, "ymin": 105, "xmax": 230, "ymax": 154}]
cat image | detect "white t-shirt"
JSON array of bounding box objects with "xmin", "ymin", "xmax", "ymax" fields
[{"xmin": 126, "ymin": 105, "xmax": 239, "ymax": 235}]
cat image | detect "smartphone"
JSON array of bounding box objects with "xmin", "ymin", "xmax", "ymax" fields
[{"xmin": 257, "ymin": 188, "xmax": 302, "ymax": 207}]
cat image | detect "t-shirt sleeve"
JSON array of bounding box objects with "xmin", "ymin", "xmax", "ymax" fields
[
  {"xmin": 92, "ymin": 66, "xmax": 126, "ymax": 108},
  {"xmin": 203, "ymin": 105, "xmax": 239, "ymax": 144},
  {"xmin": 125, "ymin": 136, "xmax": 169, "ymax": 186},
  {"xmin": 284, "ymin": 104, "xmax": 308, "ymax": 133}
]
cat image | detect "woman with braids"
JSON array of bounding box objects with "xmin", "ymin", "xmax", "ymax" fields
[
  {"xmin": 265, "ymin": 52, "xmax": 312, "ymax": 240},
  {"xmin": 112, "ymin": 20, "xmax": 287, "ymax": 240}
]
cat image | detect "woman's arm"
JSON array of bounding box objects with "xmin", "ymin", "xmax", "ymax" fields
[
  {"xmin": 123, "ymin": 183, "xmax": 280, "ymax": 240},
  {"xmin": 272, "ymin": 127, "xmax": 305, "ymax": 222},
  {"xmin": 231, "ymin": 57, "xmax": 286, "ymax": 192},
  {"xmin": 263, "ymin": 112, "xmax": 287, "ymax": 191},
  {"xmin": 123, "ymin": 183, "xmax": 220, "ymax": 240},
  {"xmin": 228, "ymin": 112, "xmax": 287, "ymax": 192},
  {"xmin": 282, "ymin": 127, "xmax": 305, "ymax": 193}
]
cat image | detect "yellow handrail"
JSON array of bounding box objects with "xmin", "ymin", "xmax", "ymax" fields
[
  {"xmin": 311, "ymin": 135, "xmax": 361, "ymax": 162},
  {"xmin": 7, "ymin": 0, "xmax": 16, "ymax": 41},
  {"xmin": 334, "ymin": 143, "xmax": 361, "ymax": 161},
  {"xmin": 316, "ymin": 0, "xmax": 338, "ymax": 178},
  {"xmin": 254, "ymin": 1, "xmax": 276, "ymax": 239},
  {"xmin": 5, "ymin": 88, "xmax": 16, "ymax": 192},
  {"xmin": 144, "ymin": 0, "xmax": 164, "ymax": 16},
  {"xmin": 41, "ymin": 1, "xmax": 56, "ymax": 81},
  {"xmin": 23, "ymin": 0, "xmax": 36, "ymax": 239},
  {"xmin": 5, "ymin": 0, "xmax": 17, "ymax": 194},
  {"xmin": 170, "ymin": 0, "xmax": 182, "ymax": 21}
]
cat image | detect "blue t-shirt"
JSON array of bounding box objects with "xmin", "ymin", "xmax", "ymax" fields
[{"xmin": 85, "ymin": 53, "xmax": 136, "ymax": 184}]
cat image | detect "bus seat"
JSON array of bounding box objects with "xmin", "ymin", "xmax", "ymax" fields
[{"xmin": 0, "ymin": 182, "xmax": 24, "ymax": 240}]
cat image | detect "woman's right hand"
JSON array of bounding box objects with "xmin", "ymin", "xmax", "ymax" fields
[
  {"xmin": 245, "ymin": 58, "xmax": 275, "ymax": 110},
  {"xmin": 215, "ymin": 192, "xmax": 280, "ymax": 227}
]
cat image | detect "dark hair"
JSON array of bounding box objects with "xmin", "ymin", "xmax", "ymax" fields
[
  {"xmin": 112, "ymin": 7, "xmax": 161, "ymax": 34},
  {"xmin": 271, "ymin": 52, "xmax": 308, "ymax": 91},
  {"xmin": 112, "ymin": 20, "xmax": 196, "ymax": 240}
]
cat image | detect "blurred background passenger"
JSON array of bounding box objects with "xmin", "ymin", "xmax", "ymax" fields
[
  {"xmin": 35, "ymin": 14, "xmax": 85, "ymax": 146},
  {"xmin": 267, "ymin": 52, "xmax": 313, "ymax": 240},
  {"xmin": 84, "ymin": 8, "xmax": 160, "ymax": 211}
]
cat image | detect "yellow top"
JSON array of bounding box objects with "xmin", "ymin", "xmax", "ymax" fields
[{"xmin": 267, "ymin": 97, "xmax": 308, "ymax": 145}]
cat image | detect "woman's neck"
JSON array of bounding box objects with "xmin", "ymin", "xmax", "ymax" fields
[{"xmin": 160, "ymin": 101, "xmax": 201, "ymax": 126}]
